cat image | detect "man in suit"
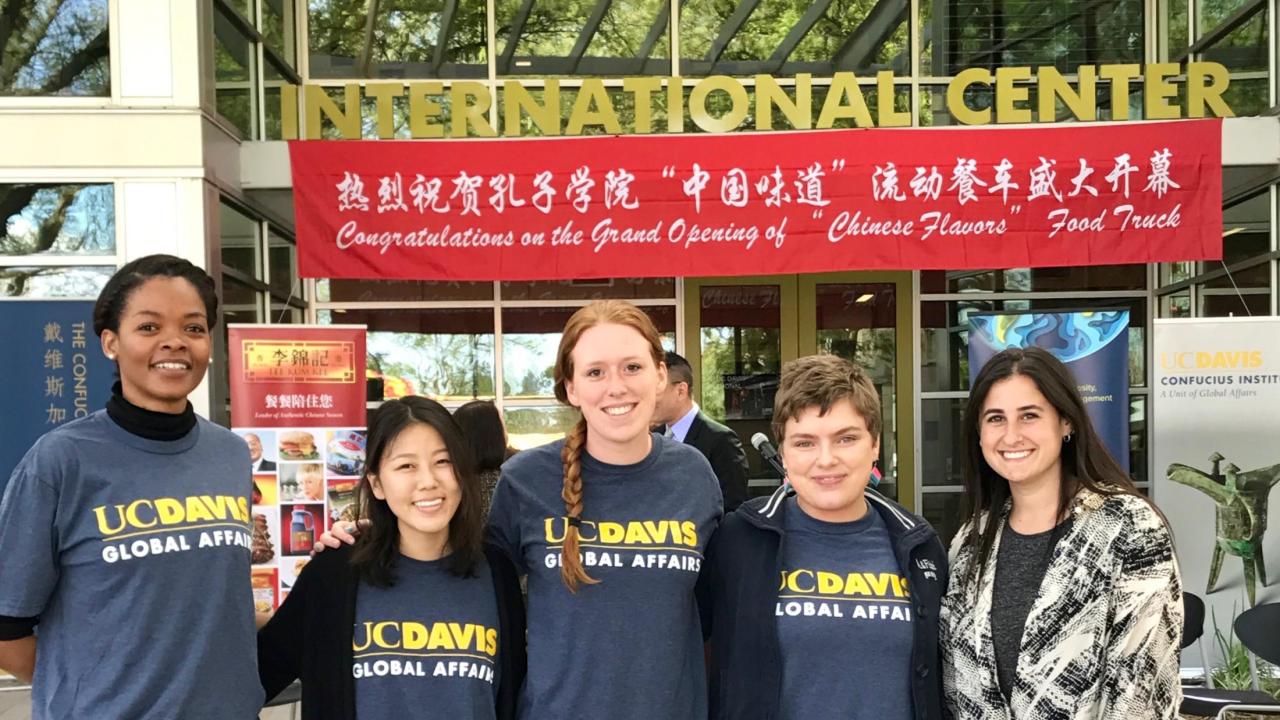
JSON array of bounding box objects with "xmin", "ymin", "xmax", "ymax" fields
[
  {"xmin": 244, "ymin": 432, "xmax": 276, "ymax": 473},
  {"xmin": 654, "ymin": 351, "xmax": 750, "ymax": 511}
]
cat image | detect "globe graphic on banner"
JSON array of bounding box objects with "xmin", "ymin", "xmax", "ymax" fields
[{"xmin": 969, "ymin": 311, "xmax": 1129, "ymax": 362}]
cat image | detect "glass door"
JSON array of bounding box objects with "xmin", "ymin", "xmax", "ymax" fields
[{"xmin": 684, "ymin": 272, "xmax": 915, "ymax": 508}]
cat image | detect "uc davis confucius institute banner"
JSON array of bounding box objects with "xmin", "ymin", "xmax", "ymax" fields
[
  {"xmin": 228, "ymin": 324, "xmax": 367, "ymax": 611},
  {"xmin": 0, "ymin": 301, "xmax": 114, "ymax": 492},
  {"xmin": 290, "ymin": 119, "xmax": 1222, "ymax": 280},
  {"xmin": 968, "ymin": 310, "xmax": 1130, "ymax": 472},
  {"xmin": 1153, "ymin": 318, "xmax": 1280, "ymax": 664}
]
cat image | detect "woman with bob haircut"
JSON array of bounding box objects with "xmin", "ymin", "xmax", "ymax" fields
[
  {"xmin": 321, "ymin": 300, "xmax": 722, "ymax": 719},
  {"xmin": 702, "ymin": 354, "xmax": 947, "ymax": 720},
  {"xmin": 0, "ymin": 254, "xmax": 264, "ymax": 719},
  {"xmin": 940, "ymin": 347, "xmax": 1181, "ymax": 719},
  {"xmin": 257, "ymin": 396, "xmax": 525, "ymax": 720}
]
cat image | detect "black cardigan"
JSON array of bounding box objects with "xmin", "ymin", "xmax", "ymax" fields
[{"xmin": 257, "ymin": 544, "xmax": 526, "ymax": 720}]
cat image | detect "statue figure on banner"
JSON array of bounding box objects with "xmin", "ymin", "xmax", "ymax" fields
[{"xmin": 1167, "ymin": 452, "xmax": 1280, "ymax": 605}]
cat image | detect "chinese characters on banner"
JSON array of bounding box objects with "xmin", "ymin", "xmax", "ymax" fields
[
  {"xmin": 228, "ymin": 325, "xmax": 367, "ymax": 610},
  {"xmin": 0, "ymin": 302, "xmax": 113, "ymax": 492},
  {"xmin": 290, "ymin": 120, "xmax": 1222, "ymax": 281}
]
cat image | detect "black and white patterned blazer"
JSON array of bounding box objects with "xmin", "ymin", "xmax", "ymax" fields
[{"xmin": 940, "ymin": 488, "xmax": 1183, "ymax": 720}]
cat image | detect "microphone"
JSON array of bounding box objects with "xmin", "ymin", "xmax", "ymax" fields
[{"xmin": 751, "ymin": 432, "xmax": 787, "ymax": 478}]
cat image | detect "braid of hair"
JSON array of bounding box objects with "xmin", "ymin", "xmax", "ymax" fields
[{"xmin": 559, "ymin": 417, "xmax": 597, "ymax": 592}]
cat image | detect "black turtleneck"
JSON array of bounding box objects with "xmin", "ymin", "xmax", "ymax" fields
[{"xmin": 105, "ymin": 381, "xmax": 197, "ymax": 441}]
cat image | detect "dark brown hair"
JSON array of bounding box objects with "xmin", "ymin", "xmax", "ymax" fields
[
  {"xmin": 553, "ymin": 300, "xmax": 665, "ymax": 592},
  {"xmin": 351, "ymin": 396, "xmax": 483, "ymax": 586},
  {"xmin": 771, "ymin": 354, "xmax": 882, "ymax": 444},
  {"xmin": 454, "ymin": 400, "xmax": 510, "ymax": 472},
  {"xmin": 958, "ymin": 347, "xmax": 1141, "ymax": 589}
]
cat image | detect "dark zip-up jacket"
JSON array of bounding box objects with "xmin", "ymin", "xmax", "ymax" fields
[
  {"xmin": 699, "ymin": 486, "xmax": 948, "ymax": 720},
  {"xmin": 256, "ymin": 543, "xmax": 526, "ymax": 720}
]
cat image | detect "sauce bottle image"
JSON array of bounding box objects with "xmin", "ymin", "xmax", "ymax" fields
[{"xmin": 290, "ymin": 508, "xmax": 314, "ymax": 554}]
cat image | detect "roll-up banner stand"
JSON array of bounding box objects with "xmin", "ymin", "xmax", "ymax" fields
[
  {"xmin": 228, "ymin": 324, "xmax": 367, "ymax": 612},
  {"xmin": 1153, "ymin": 317, "xmax": 1280, "ymax": 667}
]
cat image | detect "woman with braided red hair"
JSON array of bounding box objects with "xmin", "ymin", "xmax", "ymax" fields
[{"xmin": 486, "ymin": 299, "xmax": 722, "ymax": 719}]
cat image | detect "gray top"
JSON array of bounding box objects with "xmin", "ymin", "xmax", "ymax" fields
[
  {"xmin": 776, "ymin": 497, "xmax": 915, "ymax": 720},
  {"xmin": 354, "ymin": 555, "xmax": 500, "ymax": 720},
  {"xmin": 0, "ymin": 411, "xmax": 262, "ymax": 719},
  {"xmin": 486, "ymin": 434, "xmax": 722, "ymax": 720},
  {"xmin": 991, "ymin": 517, "xmax": 1072, "ymax": 700}
]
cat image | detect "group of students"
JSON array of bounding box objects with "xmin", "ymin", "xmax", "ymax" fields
[{"xmin": 0, "ymin": 255, "xmax": 1182, "ymax": 720}]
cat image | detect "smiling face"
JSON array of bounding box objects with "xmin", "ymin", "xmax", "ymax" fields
[
  {"xmin": 100, "ymin": 277, "xmax": 212, "ymax": 413},
  {"xmin": 781, "ymin": 398, "xmax": 880, "ymax": 523},
  {"xmin": 979, "ymin": 373, "xmax": 1072, "ymax": 493},
  {"xmin": 370, "ymin": 422, "xmax": 461, "ymax": 561},
  {"xmin": 244, "ymin": 433, "xmax": 263, "ymax": 462},
  {"xmin": 563, "ymin": 322, "xmax": 667, "ymax": 464}
]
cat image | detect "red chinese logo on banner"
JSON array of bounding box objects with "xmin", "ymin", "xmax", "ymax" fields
[
  {"xmin": 228, "ymin": 326, "xmax": 367, "ymax": 428},
  {"xmin": 290, "ymin": 120, "xmax": 1222, "ymax": 281}
]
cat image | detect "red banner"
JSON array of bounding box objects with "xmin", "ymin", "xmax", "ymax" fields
[{"xmin": 290, "ymin": 120, "xmax": 1222, "ymax": 280}]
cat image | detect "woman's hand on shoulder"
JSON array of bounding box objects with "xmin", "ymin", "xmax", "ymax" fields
[{"xmin": 312, "ymin": 518, "xmax": 369, "ymax": 554}]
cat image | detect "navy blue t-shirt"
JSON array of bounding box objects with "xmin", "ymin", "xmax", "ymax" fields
[
  {"xmin": 487, "ymin": 434, "xmax": 722, "ymax": 720},
  {"xmin": 0, "ymin": 411, "xmax": 263, "ymax": 719},
  {"xmin": 354, "ymin": 555, "xmax": 501, "ymax": 720},
  {"xmin": 776, "ymin": 497, "xmax": 915, "ymax": 720}
]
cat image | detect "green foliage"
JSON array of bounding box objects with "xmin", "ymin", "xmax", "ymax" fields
[{"xmin": 1210, "ymin": 606, "xmax": 1280, "ymax": 701}]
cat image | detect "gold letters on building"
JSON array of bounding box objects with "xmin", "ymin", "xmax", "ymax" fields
[{"xmin": 282, "ymin": 63, "xmax": 1234, "ymax": 140}]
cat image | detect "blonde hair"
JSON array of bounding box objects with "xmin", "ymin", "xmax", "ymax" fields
[{"xmin": 553, "ymin": 300, "xmax": 664, "ymax": 591}]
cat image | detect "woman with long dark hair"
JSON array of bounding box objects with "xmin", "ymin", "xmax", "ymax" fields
[
  {"xmin": 940, "ymin": 347, "xmax": 1181, "ymax": 719},
  {"xmin": 0, "ymin": 254, "xmax": 264, "ymax": 719},
  {"xmin": 257, "ymin": 396, "xmax": 525, "ymax": 720}
]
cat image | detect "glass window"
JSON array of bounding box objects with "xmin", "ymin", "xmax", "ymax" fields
[
  {"xmin": 1, "ymin": 184, "xmax": 115, "ymax": 257},
  {"xmin": 1158, "ymin": 289, "xmax": 1191, "ymax": 318},
  {"xmin": 263, "ymin": 54, "xmax": 292, "ymax": 141},
  {"xmin": 503, "ymin": 405, "xmax": 583, "ymax": 449},
  {"xmin": 921, "ymin": 265, "xmax": 1147, "ymax": 293},
  {"xmin": 316, "ymin": 279, "xmax": 493, "ymax": 302},
  {"xmin": 921, "ymin": 0, "xmax": 1142, "ymax": 77},
  {"xmin": 267, "ymin": 231, "xmax": 297, "ymax": 297},
  {"xmin": 681, "ymin": 0, "xmax": 908, "ymax": 76},
  {"xmin": 262, "ymin": 0, "xmax": 297, "ymax": 65},
  {"xmin": 222, "ymin": 273, "xmax": 262, "ymax": 321},
  {"xmin": 309, "ymin": 0, "xmax": 488, "ymax": 79},
  {"xmin": 0, "ymin": 0, "xmax": 110, "ymax": 96},
  {"xmin": 319, "ymin": 307, "xmax": 496, "ymax": 400},
  {"xmin": 496, "ymin": 0, "xmax": 670, "ymax": 76},
  {"xmin": 214, "ymin": 4, "xmax": 257, "ymax": 137},
  {"xmin": 501, "ymin": 278, "xmax": 675, "ymax": 300},
  {"xmin": 920, "ymin": 398, "xmax": 966, "ymax": 487},
  {"xmin": 220, "ymin": 204, "xmax": 260, "ymax": 278},
  {"xmin": 0, "ymin": 265, "xmax": 112, "ymax": 297},
  {"xmin": 922, "ymin": 491, "xmax": 966, "ymax": 546}
]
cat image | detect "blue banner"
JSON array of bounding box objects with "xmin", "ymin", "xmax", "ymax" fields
[
  {"xmin": 968, "ymin": 310, "xmax": 1130, "ymax": 472},
  {"xmin": 0, "ymin": 301, "xmax": 114, "ymax": 492}
]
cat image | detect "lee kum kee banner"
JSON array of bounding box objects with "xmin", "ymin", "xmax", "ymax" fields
[
  {"xmin": 290, "ymin": 119, "xmax": 1222, "ymax": 281},
  {"xmin": 229, "ymin": 324, "xmax": 367, "ymax": 611}
]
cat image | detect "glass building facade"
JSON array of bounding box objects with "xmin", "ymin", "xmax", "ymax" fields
[{"xmin": 1, "ymin": 0, "xmax": 1277, "ymax": 537}]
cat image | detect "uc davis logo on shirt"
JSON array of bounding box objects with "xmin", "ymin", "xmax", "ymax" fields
[
  {"xmin": 541, "ymin": 517, "xmax": 703, "ymax": 573},
  {"xmin": 352, "ymin": 621, "xmax": 498, "ymax": 683},
  {"xmin": 777, "ymin": 569, "xmax": 913, "ymax": 621},
  {"xmin": 92, "ymin": 495, "xmax": 252, "ymax": 563}
]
